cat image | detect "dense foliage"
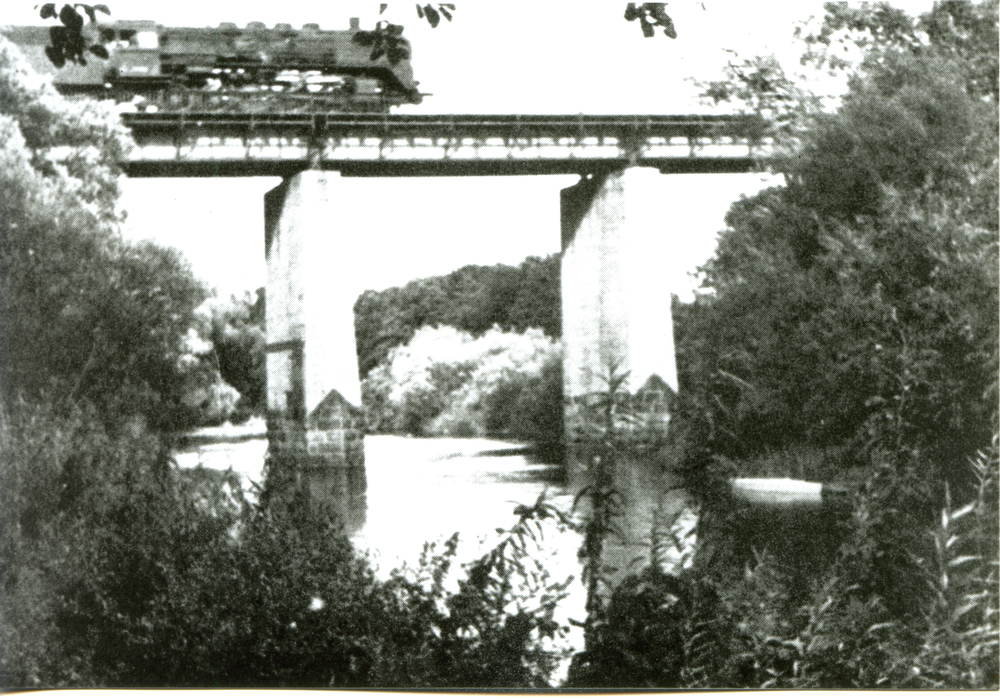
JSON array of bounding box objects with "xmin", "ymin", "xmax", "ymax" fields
[
  {"xmin": 0, "ymin": 398, "xmax": 573, "ymax": 688},
  {"xmin": 673, "ymin": 0, "xmax": 998, "ymax": 496},
  {"xmin": 202, "ymin": 288, "xmax": 267, "ymax": 421},
  {"xmin": 354, "ymin": 254, "xmax": 561, "ymax": 378},
  {"xmin": 0, "ymin": 36, "xmax": 212, "ymax": 431},
  {"xmin": 361, "ymin": 325, "xmax": 564, "ymax": 460},
  {"xmin": 191, "ymin": 254, "xmax": 561, "ymax": 426},
  {"xmin": 567, "ymin": 435, "xmax": 998, "ymax": 689}
]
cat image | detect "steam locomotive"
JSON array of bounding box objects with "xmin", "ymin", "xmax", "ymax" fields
[{"xmin": 2, "ymin": 18, "xmax": 422, "ymax": 113}]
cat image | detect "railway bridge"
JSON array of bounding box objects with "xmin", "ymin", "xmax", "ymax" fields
[{"xmin": 121, "ymin": 111, "xmax": 777, "ymax": 558}]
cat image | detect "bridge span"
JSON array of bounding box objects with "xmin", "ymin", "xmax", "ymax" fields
[
  {"xmin": 120, "ymin": 112, "xmax": 771, "ymax": 178},
  {"xmin": 116, "ymin": 108, "xmax": 782, "ymax": 576}
]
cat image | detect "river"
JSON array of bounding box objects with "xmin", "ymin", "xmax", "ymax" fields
[{"xmin": 174, "ymin": 428, "xmax": 580, "ymax": 575}]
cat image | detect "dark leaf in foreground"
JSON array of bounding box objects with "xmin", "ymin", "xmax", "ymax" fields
[
  {"xmin": 661, "ymin": 15, "xmax": 677, "ymax": 38},
  {"xmin": 424, "ymin": 4, "xmax": 441, "ymax": 28},
  {"xmin": 59, "ymin": 4, "xmax": 84, "ymax": 31},
  {"xmin": 640, "ymin": 15, "xmax": 655, "ymax": 37},
  {"xmin": 49, "ymin": 25, "xmax": 67, "ymax": 49},
  {"xmin": 44, "ymin": 44, "xmax": 65, "ymax": 68}
]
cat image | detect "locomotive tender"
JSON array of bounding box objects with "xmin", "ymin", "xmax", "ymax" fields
[{"xmin": 2, "ymin": 18, "xmax": 421, "ymax": 113}]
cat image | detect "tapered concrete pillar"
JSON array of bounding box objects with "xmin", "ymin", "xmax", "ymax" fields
[
  {"xmin": 561, "ymin": 167, "xmax": 685, "ymax": 581},
  {"xmin": 264, "ymin": 171, "xmax": 365, "ymax": 529},
  {"xmin": 561, "ymin": 167, "xmax": 678, "ymax": 434}
]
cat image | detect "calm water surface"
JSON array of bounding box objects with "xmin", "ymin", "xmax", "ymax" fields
[{"xmin": 174, "ymin": 433, "xmax": 580, "ymax": 573}]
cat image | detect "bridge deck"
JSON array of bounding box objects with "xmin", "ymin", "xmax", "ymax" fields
[{"xmin": 121, "ymin": 112, "xmax": 772, "ymax": 178}]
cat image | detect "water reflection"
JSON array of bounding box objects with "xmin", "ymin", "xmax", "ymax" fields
[
  {"xmin": 172, "ymin": 434, "xmax": 575, "ymax": 574},
  {"xmin": 173, "ymin": 433, "xmax": 691, "ymax": 580}
]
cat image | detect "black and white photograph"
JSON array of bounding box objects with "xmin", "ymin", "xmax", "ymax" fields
[{"xmin": 0, "ymin": 0, "xmax": 997, "ymax": 690}]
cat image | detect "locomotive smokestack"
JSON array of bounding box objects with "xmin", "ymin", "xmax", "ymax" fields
[{"xmin": 349, "ymin": 17, "xmax": 360, "ymax": 30}]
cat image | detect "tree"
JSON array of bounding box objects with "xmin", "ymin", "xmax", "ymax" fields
[
  {"xmin": 354, "ymin": 255, "xmax": 562, "ymax": 379},
  {"xmin": 624, "ymin": 3, "xmax": 678, "ymax": 39},
  {"xmin": 0, "ymin": 35, "xmax": 209, "ymax": 429},
  {"xmin": 206, "ymin": 288, "xmax": 266, "ymax": 419},
  {"xmin": 676, "ymin": 0, "xmax": 998, "ymax": 491},
  {"xmin": 570, "ymin": 5, "xmax": 999, "ymax": 689}
]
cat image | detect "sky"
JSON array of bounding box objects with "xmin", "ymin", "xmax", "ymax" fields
[{"xmin": 9, "ymin": 0, "xmax": 937, "ymax": 300}]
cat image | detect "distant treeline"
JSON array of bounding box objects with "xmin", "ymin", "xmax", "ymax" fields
[{"xmin": 353, "ymin": 254, "xmax": 561, "ymax": 378}]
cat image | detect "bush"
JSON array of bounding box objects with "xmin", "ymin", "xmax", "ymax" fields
[
  {"xmin": 0, "ymin": 394, "xmax": 578, "ymax": 689},
  {"xmin": 0, "ymin": 38, "xmax": 213, "ymax": 432},
  {"xmin": 361, "ymin": 325, "xmax": 563, "ymax": 455},
  {"xmin": 354, "ymin": 255, "xmax": 561, "ymax": 378},
  {"xmin": 563, "ymin": 439, "xmax": 999, "ymax": 689},
  {"xmin": 203, "ymin": 289, "xmax": 267, "ymax": 419}
]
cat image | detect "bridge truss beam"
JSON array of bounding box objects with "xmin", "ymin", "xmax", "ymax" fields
[{"xmin": 121, "ymin": 112, "xmax": 772, "ymax": 178}]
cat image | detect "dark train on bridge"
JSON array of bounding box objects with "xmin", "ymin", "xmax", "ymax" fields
[{"xmin": 2, "ymin": 18, "xmax": 421, "ymax": 113}]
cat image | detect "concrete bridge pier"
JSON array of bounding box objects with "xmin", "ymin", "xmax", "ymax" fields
[
  {"xmin": 560, "ymin": 167, "xmax": 688, "ymax": 579},
  {"xmin": 264, "ymin": 170, "xmax": 366, "ymax": 529}
]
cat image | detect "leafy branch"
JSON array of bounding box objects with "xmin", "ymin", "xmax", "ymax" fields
[
  {"xmin": 352, "ymin": 22, "xmax": 411, "ymax": 65},
  {"xmin": 624, "ymin": 2, "xmax": 677, "ymax": 39},
  {"xmin": 35, "ymin": 3, "xmax": 111, "ymax": 68},
  {"xmin": 415, "ymin": 3, "xmax": 455, "ymax": 29}
]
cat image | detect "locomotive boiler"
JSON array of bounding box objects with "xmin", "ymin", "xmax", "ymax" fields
[{"xmin": 2, "ymin": 17, "xmax": 422, "ymax": 113}]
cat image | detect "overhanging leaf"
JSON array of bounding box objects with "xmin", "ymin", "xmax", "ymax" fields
[
  {"xmin": 661, "ymin": 15, "xmax": 677, "ymax": 38},
  {"xmin": 89, "ymin": 43, "xmax": 109, "ymax": 59},
  {"xmin": 49, "ymin": 25, "xmax": 68, "ymax": 50},
  {"xmin": 424, "ymin": 4, "xmax": 441, "ymax": 28},
  {"xmin": 59, "ymin": 4, "xmax": 84, "ymax": 32},
  {"xmin": 44, "ymin": 44, "xmax": 66, "ymax": 68},
  {"xmin": 647, "ymin": 3, "xmax": 671, "ymax": 25},
  {"xmin": 39, "ymin": 3, "xmax": 58, "ymax": 20}
]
